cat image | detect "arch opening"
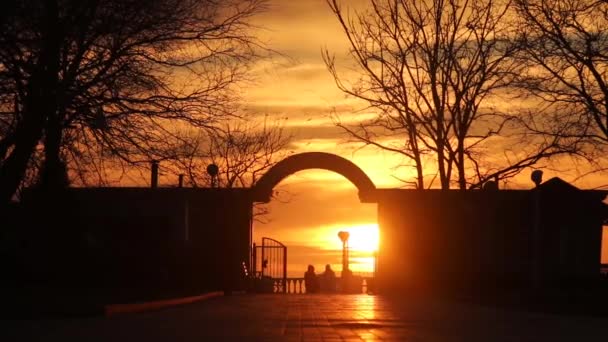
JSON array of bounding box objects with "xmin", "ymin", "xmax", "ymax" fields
[{"xmin": 252, "ymin": 168, "xmax": 379, "ymax": 293}]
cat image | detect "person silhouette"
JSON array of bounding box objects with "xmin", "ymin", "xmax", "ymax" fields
[
  {"xmin": 304, "ymin": 265, "xmax": 319, "ymax": 293},
  {"xmin": 321, "ymin": 264, "xmax": 337, "ymax": 293}
]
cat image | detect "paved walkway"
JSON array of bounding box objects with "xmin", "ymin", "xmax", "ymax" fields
[{"xmin": 2, "ymin": 294, "xmax": 608, "ymax": 341}]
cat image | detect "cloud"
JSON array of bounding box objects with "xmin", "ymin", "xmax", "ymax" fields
[
  {"xmin": 252, "ymin": 0, "xmax": 356, "ymax": 58},
  {"xmin": 286, "ymin": 125, "xmax": 348, "ymax": 141}
]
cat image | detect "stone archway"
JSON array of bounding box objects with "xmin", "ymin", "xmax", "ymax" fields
[{"xmin": 251, "ymin": 152, "xmax": 377, "ymax": 203}]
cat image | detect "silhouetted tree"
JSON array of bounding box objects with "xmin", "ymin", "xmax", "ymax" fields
[
  {"xmin": 514, "ymin": 0, "xmax": 608, "ymax": 154},
  {"xmin": 173, "ymin": 117, "xmax": 291, "ymax": 222},
  {"xmin": 0, "ymin": 0, "xmax": 266, "ymax": 204},
  {"xmin": 324, "ymin": 0, "xmax": 570, "ymax": 189},
  {"xmin": 178, "ymin": 117, "xmax": 291, "ymax": 188}
]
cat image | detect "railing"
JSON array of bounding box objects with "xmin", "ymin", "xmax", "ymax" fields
[
  {"xmin": 280, "ymin": 278, "xmax": 305, "ymax": 294},
  {"xmin": 266, "ymin": 277, "xmax": 374, "ymax": 294}
]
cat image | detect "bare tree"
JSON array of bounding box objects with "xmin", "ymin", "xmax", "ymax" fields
[
  {"xmin": 514, "ymin": 0, "xmax": 608, "ymax": 151},
  {"xmin": 177, "ymin": 117, "xmax": 292, "ymax": 189},
  {"xmin": 170, "ymin": 117, "xmax": 291, "ymax": 222},
  {"xmin": 0, "ymin": 0, "xmax": 267, "ymax": 205},
  {"xmin": 324, "ymin": 0, "xmax": 569, "ymax": 189}
]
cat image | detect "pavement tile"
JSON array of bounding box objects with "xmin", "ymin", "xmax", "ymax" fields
[{"xmin": 2, "ymin": 294, "xmax": 608, "ymax": 341}]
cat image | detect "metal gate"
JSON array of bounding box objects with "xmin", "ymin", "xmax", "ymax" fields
[{"xmin": 252, "ymin": 237, "xmax": 287, "ymax": 293}]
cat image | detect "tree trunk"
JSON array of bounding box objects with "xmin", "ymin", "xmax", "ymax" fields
[
  {"xmin": 0, "ymin": 115, "xmax": 45, "ymax": 204},
  {"xmin": 457, "ymin": 140, "xmax": 466, "ymax": 190},
  {"xmin": 437, "ymin": 145, "xmax": 449, "ymax": 189},
  {"xmin": 414, "ymin": 155, "xmax": 424, "ymax": 189},
  {"xmin": 409, "ymin": 132, "xmax": 425, "ymax": 189},
  {"xmin": 40, "ymin": 109, "xmax": 67, "ymax": 190},
  {"xmin": 0, "ymin": 0, "xmax": 60, "ymax": 206}
]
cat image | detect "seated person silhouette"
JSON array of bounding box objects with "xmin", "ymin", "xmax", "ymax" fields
[
  {"xmin": 304, "ymin": 265, "xmax": 320, "ymax": 294},
  {"xmin": 320, "ymin": 264, "xmax": 337, "ymax": 293}
]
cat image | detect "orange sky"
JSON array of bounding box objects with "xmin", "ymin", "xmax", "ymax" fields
[
  {"xmin": 246, "ymin": 0, "xmax": 392, "ymax": 276},
  {"xmin": 239, "ymin": 0, "xmax": 608, "ymax": 275}
]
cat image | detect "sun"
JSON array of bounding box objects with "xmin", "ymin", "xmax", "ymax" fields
[{"xmin": 343, "ymin": 223, "xmax": 379, "ymax": 252}]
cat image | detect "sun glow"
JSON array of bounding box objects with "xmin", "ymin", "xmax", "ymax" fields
[{"xmin": 341, "ymin": 223, "xmax": 379, "ymax": 252}]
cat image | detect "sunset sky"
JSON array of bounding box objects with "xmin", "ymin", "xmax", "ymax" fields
[{"xmin": 234, "ymin": 0, "xmax": 608, "ymax": 276}]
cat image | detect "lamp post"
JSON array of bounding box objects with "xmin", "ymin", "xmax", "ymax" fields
[
  {"xmin": 150, "ymin": 160, "xmax": 159, "ymax": 188},
  {"xmin": 206, "ymin": 163, "xmax": 219, "ymax": 188},
  {"xmin": 338, "ymin": 231, "xmax": 351, "ymax": 293},
  {"xmin": 338, "ymin": 231, "xmax": 350, "ymax": 273}
]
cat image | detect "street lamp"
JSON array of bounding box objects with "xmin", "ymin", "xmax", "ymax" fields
[
  {"xmin": 206, "ymin": 163, "xmax": 219, "ymax": 188},
  {"xmin": 337, "ymin": 231, "xmax": 350, "ymax": 274}
]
